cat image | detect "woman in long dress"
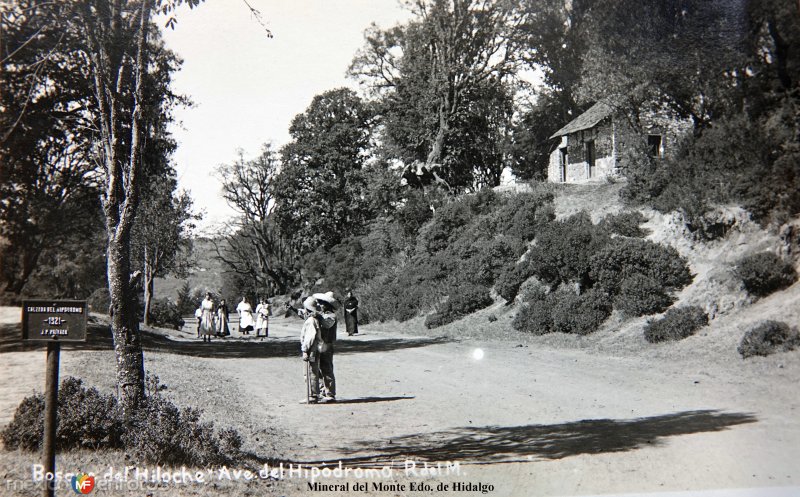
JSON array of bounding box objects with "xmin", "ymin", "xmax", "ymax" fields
[
  {"xmin": 216, "ymin": 299, "xmax": 230, "ymax": 337},
  {"xmin": 255, "ymin": 297, "xmax": 271, "ymax": 339},
  {"xmin": 200, "ymin": 293, "xmax": 215, "ymax": 342},
  {"xmin": 236, "ymin": 296, "xmax": 254, "ymax": 336},
  {"xmin": 344, "ymin": 290, "xmax": 359, "ymax": 336}
]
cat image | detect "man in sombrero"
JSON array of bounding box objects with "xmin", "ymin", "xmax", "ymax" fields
[{"xmin": 300, "ymin": 291, "xmax": 338, "ymax": 403}]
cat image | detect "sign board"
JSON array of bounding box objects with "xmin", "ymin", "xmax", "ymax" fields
[{"xmin": 21, "ymin": 300, "xmax": 87, "ymax": 342}]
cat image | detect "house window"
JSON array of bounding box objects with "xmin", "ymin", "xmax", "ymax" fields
[
  {"xmin": 648, "ymin": 135, "xmax": 663, "ymax": 158},
  {"xmin": 559, "ymin": 149, "xmax": 568, "ymax": 182}
]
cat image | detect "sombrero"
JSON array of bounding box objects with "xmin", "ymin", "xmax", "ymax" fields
[
  {"xmin": 312, "ymin": 291, "xmax": 338, "ymax": 309},
  {"xmin": 303, "ymin": 296, "xmax": 318, "ymax": 312}
]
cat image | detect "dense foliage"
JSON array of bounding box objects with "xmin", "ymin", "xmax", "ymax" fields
[
  {"xmin": 735, "ymin": 252, "xmax": 797, "ymax": 298},
  {"xmin": 738, "ymin": 321, "xmax": 800, "ymax": 359},
  {"xmin": 1, "ymin": 376, "xmax": 242, "ymax": 466},
  {"xmin": 643, "ymin": 306, "xmax": 708, "ymax": 343},
  {"xmin": 425, "ymin": 283, "xmax": 493, "ymax": 329}
]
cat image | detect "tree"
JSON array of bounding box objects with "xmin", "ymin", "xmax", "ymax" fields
[
  {"xmin": 512, "ymin": 0, "xmax": 594, "ymax": 179},
  {"xmin": 350, "ymin": 0, "xmax": 522, "ymax": 192},
  {"xmin": 576, "ymin": 0, "xmax": 748, "ymax": 129},
  {"xmin": 75, "ymin": 0, "xmax": 207, "ymax": 413},
  {"xmin": 0, "ymin": 1, "xmax": 102, "ymax": 296},
  {"xmin": 132, "ymin": 176, "xmax": 197, "ymax": 326},
  {"xmin": 215, "ymin": 145, "xmax": 297, "ymax": 295},
  {"xmin": 273, "ymin": 88, "xmax": 374, "ymax": 253}
]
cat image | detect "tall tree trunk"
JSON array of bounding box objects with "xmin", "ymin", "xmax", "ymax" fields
[
  {"xmin": 107, "ymin": 234, "xmax": 145, "ymax": 413},
  {"xmin": 143, "ymin": 252, "xmax": 154, "ymax": 326},
  {"xmin": 85, "ymin": 0, "xmax": 152, "ymax": 415}
]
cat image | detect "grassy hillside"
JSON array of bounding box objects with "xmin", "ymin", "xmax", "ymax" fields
[{"xmin": 367, "ymin": 180, "xmax": 800, "ymax": 365}]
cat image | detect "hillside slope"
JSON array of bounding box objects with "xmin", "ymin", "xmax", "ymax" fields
[{"xmin": 399, "ymin": 181, "xmax": 800, "ymax": 366}]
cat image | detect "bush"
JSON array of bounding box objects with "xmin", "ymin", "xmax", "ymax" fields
[
  {"xmin": 495, "ymin": 191, "xmax": 555, "ymax": 242},
  {"xmin": 550, "ymin": 288, "xmax": 613, "ymax": 336},
  {"xmin": 614, "ymin": 274, "xmax": 674, "ymax": 317},
  {"xmin": 1, "ymin": 394, "xmax": 45, "ymax": 451},
  {"xmin": 735, "ymin": 252, "xmax": 797, "ymax": 298},
  {"xmin": 1, "ymin": 376, "xmax": 243, "ymax": 467},
  {"xmin": 87, "ymin": 287, "xmax": 111, "ymax": 314},
  {"xmin": 590, "ymin": 238, "xmax": 693, "ymax": 295},
  {"xmin": 511, "ymin": 287, "xmax": 611, "ymax": 336},
  {"xmin": 644, "ymin": 306, "xmax": 708, "ymax": 343},
  {"xmin": 528, "ymin": 212, "xmax": 610, "ymax": 288},
  {"xmin": 425, "ymin": 283, "xmax": 492, "ymax": 329},
  {"xmin": 737, "ymin": 321, "xmax": 800, "ymax": 358},
  {"xmin": 148, "ymin": 299, "xmax": 185, "ymax": 329},
  {"xmin": 600, "ymin": 211, "xmax": 649, "ymax": 238},
  {"xmin": 1, "ymin": 377, "xmax": 122, "ymax": 451},
  {"xmin": 496, "ymin": 262, "xmax": 533, "ymax": 303},
  {"xmin": 457, "ymin": 238, "xmax": 516, "ymax": 287},
  {"xmin": 511, "ymin": 293, "xmax": 552, "ymax": 335}
]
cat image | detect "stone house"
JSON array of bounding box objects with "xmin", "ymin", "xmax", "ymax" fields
[{"xmin": 547, "ymin": 101, "xmax": 691, "ymax": 183}]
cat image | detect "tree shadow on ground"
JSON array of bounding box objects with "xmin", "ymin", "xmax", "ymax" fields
[
  {"xmin": 294, "ymin": 409, "xmax": 756, "ymax": 467},
  {"xmin": 0, "ymin": 322, "xmax": 451, "ymax": 358}
]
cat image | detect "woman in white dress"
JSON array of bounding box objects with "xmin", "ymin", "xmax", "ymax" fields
[
  {"xmin": 255, "ymin": 297, "xmax": 271, "ymax": 339},
  {"xmin": 236, "ymin": 296, "xmax": 254, "ymax": 336},
  {"xmin": 200, "ymin": 293, "xmax": 215, "ymax": 342}
]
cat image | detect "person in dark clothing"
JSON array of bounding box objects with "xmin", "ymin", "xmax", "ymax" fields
[{"xmin": 344, "ymin": 290, "xmax": 359, "ymax": 336}]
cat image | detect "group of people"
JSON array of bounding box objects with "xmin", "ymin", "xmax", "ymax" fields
[
  {"xmin": 233, "ymin": 296, "xmax": 272, "ymax": 338},
  {"xmin": 297, "ymin": 289, "xmax": 360, "ymax": 404},
  {"xmin": 194, "ymin": 293, "xmax": 271, "ymax": 342},
  {"xmin": 194, "ymin": 287, "xmax": 363, "ymax": 405}
]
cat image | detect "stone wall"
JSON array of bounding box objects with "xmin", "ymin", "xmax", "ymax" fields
[{"xmin": 547, "ymin": 108, "xmax": 691, "ymax": 183}]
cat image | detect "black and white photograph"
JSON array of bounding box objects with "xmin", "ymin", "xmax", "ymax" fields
[{"xmin": 1, "ymin": 0, "xmax": 799, "ymax": 496}]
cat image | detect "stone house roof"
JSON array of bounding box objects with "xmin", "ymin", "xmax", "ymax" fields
[{"xmin": 549, "ymin": 101, "xmax": 614, "ymax": 139}]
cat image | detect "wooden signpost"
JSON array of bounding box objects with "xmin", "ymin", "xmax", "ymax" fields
[{"xmin": 22, "ymin": 300, "xmax": 87, "ymax": 497}]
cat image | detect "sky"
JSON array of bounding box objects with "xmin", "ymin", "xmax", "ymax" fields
[{"xmin": 159, "ymin": 1, "xmax": 412, "ymax": 231}]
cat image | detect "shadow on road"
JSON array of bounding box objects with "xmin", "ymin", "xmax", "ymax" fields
[
  {"xmin": 319, "ymin": 396, "xmax": 415, "ymax": 405},
  {"xmin": 296, "ymin": 409, "xmax": 756, "ymax": 466},
  {"xmin": 0, "ymin": 322, "xmax": 451, "ymax": 358}
]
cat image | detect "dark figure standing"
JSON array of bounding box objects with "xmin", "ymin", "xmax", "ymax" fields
[{"xmin": 344, "ymin": 290, "xmax": 359, "ymax": 336}]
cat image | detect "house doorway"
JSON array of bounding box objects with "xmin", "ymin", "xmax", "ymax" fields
[
  {"xmin": 559, "ymin": 148, "xmax": 568, "ymax": 182},
  {"xmin": 585, "ymin": 140, "xmax": 596, "ymax": 179}
]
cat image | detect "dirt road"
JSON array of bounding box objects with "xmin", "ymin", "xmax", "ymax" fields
[{"xmin": 1, "ymin": 309, "xmax": 799, "ymax": 496}]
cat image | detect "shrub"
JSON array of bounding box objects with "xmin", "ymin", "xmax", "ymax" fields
[
  {"xmin": 425, "ymin": 283, "xmax": 492, "ymax": 329},
  {"xmin": 528, "ymin": 212, "xmax": 610, "ymax": 287},
  {"xmin": 550, "ymin": 288, "xmax": 612, "ymax": 336},
  {"xmin": 735, "ymin": 252, "xmax": 797, "ymax": 298},
  {"xmin": 496, "ymin": 262, "xmax": 533, "ymax": 303},
  {"xmin": 1, "ymin": 377, "xmax": 122, "ymax": 451},
  {"xmin": 590, "ymin": 238, "xmax": 693, "ymax": 295},
  {"xmin": 511, "ymin": 294, "xmax": 552, "ymax": 335},
  {"xmin": 512, "ymin": 287, "xmax": 611, "ymax": 336},
  {"xmin": 601, "ymin": 211, "xmax": 649, "ymax": 238},
  {"xmin": 644, "ymin": 306, "xmax": 708, "ymax": 343},
  {"xmin": 1, "ymin": 394, "xmax": 45, "ymax": 451},
  {"xmin": 495, "ymin": 191, "xmax": 555, "ymax": 242},
  {"xmin": 737, "ymin": 321, "xmax": 800, "ymax": 358},
  {"xmin": 148, "ymin": 299, "xmax": 185, "ymax": 329},
  {"xmin": 614, "ymin": 274, "xmax": 674, "ymax": 317},
  {"xmin": 457, "ymin": 238, "xmax": 516, "ymax": 287},
  {"xmin": 416, "ymin": 198, "xmax": 475, "ymax": 254},
  {"xmin": 87, "ymin": 287, "xmax": 111, "ymax": 314},
  {"xmin": 1, "ymin": 376, "xmax": 243, "ymax": 467}
]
